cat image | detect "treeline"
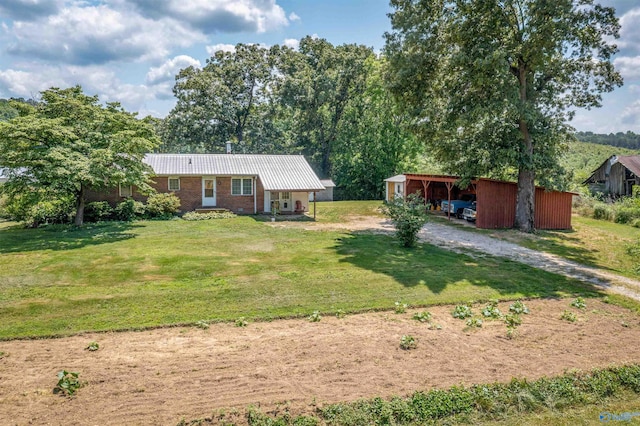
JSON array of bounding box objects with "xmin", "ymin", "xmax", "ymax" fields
[
  {"xmin": 576, "ymin": 131, "xmax": 640, "ymax": 150},
  {"xmin": 156, "ymin": 37, "xmax": 422, "ymax": 200}
]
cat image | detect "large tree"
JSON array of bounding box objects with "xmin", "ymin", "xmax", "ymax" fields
[
  {"xmin": 163, "ymin": 43, "xmax": 276, "ymax": 153},
  {"xmin": 385, "ymin": 0, "xmax": 622, "ymax": 231},
  {"xmin": 0, "ymin": 86, "xmax": 159, "ymax": 225}
]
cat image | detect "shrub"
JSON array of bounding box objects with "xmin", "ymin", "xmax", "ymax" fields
[
  {"xmin": 145, "ymin": 193, "xmax": 181, "ymax": 218},
  {"xmin": 592, "ymin": 203, "xmax": 612, "ymax": 221},
  {"xmin": 114, "ymin": 198, "xmax": 145, "ymax": 221},
  {"xmin": 382, "ymin": 193, "xmax": 428, "ymax": 248},
  {"xmin": 84, "ymin": 201, "xmax": 113, "ymax": 222},
  {"xmin": 615, "ymin": 207, "xmax": 638, "ymax": 224},
  {"xmin": 26, "ymin": 198, "xmax": 75, "ymax": 227}
]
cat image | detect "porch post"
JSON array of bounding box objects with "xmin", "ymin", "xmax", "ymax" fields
[
  {"xmin": 253, "ymin": 176, "xmax": 257, "ymax": 214},
  {"xmin": 313, "ymin": 192, "xmax": 317, "ymax": 220},
  {"xmin": 445, "ymin": 182, "xmax": 453, "ymax": 220}
]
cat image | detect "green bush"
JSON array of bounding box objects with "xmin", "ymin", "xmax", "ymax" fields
[
  {"xmin": 114, "ymin": 199, "xmax": 145, "ymax": 221},
  {"xmin": 615, "ymin": 207, "xmax": 640, "ymax": 224},
  {"xmin": 145, "ymin": 193, "xmax": 181, "ymax": 218},
  {"xmin": 592, "ymin": 203, "xmax": 612, "ymax": 221},
  {"xmin": 84, "ymin": 201, "xmax": 114, "ymax": 222},
  {"xmin": 382, "ymin": 193, "xmax": 428, "ymax": 248}
]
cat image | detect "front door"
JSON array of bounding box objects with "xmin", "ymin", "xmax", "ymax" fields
[
  {"xmin": 202, "ymin": 178, "xmax": 216, "ymax": 206},
  {"xmin": 279, "ymin": 191, "xmax": 292, "ymax": 212}
]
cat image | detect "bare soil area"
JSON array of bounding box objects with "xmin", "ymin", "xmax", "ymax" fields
[{"xmin": 1, "ymin": 298, "xmax": 639, "ymax": 425}]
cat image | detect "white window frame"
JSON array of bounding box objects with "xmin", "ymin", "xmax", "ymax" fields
[
  {"xmin": 168, "ymin": 176, "xmax": 180, "ymax": 191},
  {"xmin": 119, "ymin": 184, "xmax": 132, "ymax": 197},
  {"xmin": 231, "ymin": 177, "xmax": 253, "ymax": 196}
]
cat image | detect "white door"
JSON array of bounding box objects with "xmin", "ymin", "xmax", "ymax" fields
[
  {"xmin": 202, "ymin": 178, "xmax": 216, "ymax": 206},
  {"xmin": 279, "ymin": 191, "xmax": 292, "ymax": 212}
]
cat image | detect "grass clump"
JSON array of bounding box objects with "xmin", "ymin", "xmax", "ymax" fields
[
  {"xmin": 561, "ymin": 310, "xmax": 578, "ymax": 322},
  {"xmin": 235, "ymin": 317, "xmax": 248, "ymax": 327},
  {"xmin": 307, "ymin": 311, "xmax": 322, "ymax": 322},
  {"xmin": 194, "ymin": 320, "xmax": 210, "ymax": 330}
]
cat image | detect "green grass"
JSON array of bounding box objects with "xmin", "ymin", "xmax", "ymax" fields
[
  {"xmin": 0, "ymin": 205, "xmax": 599, "ymax": 339},
  {"xmin": 308, "ymin": 200, "xmax": 384, "ymax": 222},
  {"xmin": 472, "ymin": 216, "xmax": 640, "ymax": 278}
]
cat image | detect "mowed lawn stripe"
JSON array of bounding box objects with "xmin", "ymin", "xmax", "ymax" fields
[{"xmin": 0, "ymin": 216, "xmax": 599, "ymax": 339}]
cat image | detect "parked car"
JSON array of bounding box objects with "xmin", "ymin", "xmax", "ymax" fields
[
  {"xmin": 463, "ymin": 202, "xmax": 477, "ymax": 222},
  {"xmin": 440, "ymin": 194, "xmax": 476, "ymax": 219}
]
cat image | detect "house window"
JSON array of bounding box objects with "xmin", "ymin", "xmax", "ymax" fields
[
  {"xmin": 232, "ymin": 178, "xmax": 253, "ymax": 195},
  {"xmin": 168, "ymin": 177, "xmax": 180, "ymax": 191},
  {"xmin": 119, "ymin": 184, "xmax": 132, "ymax": 197}
]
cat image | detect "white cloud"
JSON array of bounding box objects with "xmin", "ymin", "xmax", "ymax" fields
[
  {"xmin": 6, "ymin": 4, "xmax": 203, "ymax": 65},
  {"xmin": 621, "ymin": 99, "xmax": 640, "ymax": 126},
  {"xmin": 206, "ymin": 43, "xmax": 237, "ymax": 55},
  {"xmin": 618, "ymin": 8, "xmax": 640, "ymax": 55},
  {"xmin": 613, "ymin": 56, "xmax": 640, "ymax": 79},
  {"xmin": 125, "ymin": 0, "xmax": 289, "ymax": 34},
  {"xmin": 283, "ymin": 38, "xmax": 299, "ymax": 49},
  {"xmin": 146, "ymin": 55, "xmax": 201, "ymax": 85},
  {"xmin": 288, "ymin": 12, "xmax": 300, "ymax": 22}
]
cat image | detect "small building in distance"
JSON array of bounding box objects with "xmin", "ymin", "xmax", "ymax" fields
[
  {"xmin": 583, "ymin": 155, "xmax": 640, "ymax": 197},
  {"xmin": 309, "ymin": 179, "xmax": 336, "ymax": 202}
]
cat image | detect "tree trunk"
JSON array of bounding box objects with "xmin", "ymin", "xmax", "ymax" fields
[
  {"xmin": 74, "ymin": 185, "xmax": 85, "ymax": 226},
  {"xmin": 514, "ymin": 61, "xmax": 535, "ymax": 233}
]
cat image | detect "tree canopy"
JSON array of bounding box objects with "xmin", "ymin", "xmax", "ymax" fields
[
  {"xmin": 0, "ymin": 86, "xmax": 160, "ymax": 225},
  {"xmin": 385, "ymin": 0, "xmax": 622, "ymax": 231}
]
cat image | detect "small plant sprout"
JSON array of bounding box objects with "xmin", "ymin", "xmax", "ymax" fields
[
  {"xmin": 308, "ymin": 311, "xmax": 322, "ymax": 322},
  {"xmin": 561, "ymin": 310, "xmax": 577, "ymax": 323},
  {"xmin": 412, "ymin": 311, "xmax": 432, "ymax": 323},
  {"xmin": 400, "ymin": 335, "xmax": 417, "ymax": 350},
  {"xmin": 465, "ymin": 317, "xmax": 483, "ymax": 328},
  {"xmin": 571, "ymin": 297, "xmax": 587, "ymax": 310},
  {"xmin": 504, "ymin": 314, "xmax": 522, "ymax": 328},
  {"xmin": 335, "ymin": 309, "xmax": 346, "ymax": 319},
  {"xmin": 509, "ymin": 300, "xmax": 530, "ymax": 315},
  {"xmin": 394, "ymin": 301, "xmax": 408, "ymax": 314},
  {"xmin": 234, "ymin": 317, "xmax": 248, "ymax": 327},
  {"xmin": 482, "ymin": 300, "xmax": 502, "ymax": 319},
  {"xmin": 195, "ymin": 320, "xmax": 210, "ymax": 329},
  {"xmin": 452, "ymin": 304, "xmax": 473, "ymax": 319},
  {"xmin": 85, "ymin": 341, "xmax": 99, "ymax": 351},
  {"xmin": 54, "ymin": 370, "xmax": 81, "ymax": 396}
]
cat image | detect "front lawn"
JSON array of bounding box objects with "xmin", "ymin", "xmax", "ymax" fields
[{"xmin": 0, "ymin": 210, "xmax": 600, "ymax": 339}]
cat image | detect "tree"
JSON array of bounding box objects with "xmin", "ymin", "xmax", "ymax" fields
[
  {"xmin": 0, "ymin": 86, "xmax": 159, "ymax": 226},
  {"xmin": 385, "ymin": 0, "xmax": 622, "ymax": 232},
  {"xmin": 277, "ymin": 37, "xmax": 374, "ymax": 178},
  {"xmin": 163, "ymin": 44, "xmax": 276, "ymax": 153}
]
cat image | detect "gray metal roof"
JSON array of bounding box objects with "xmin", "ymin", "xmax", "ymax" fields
[
  {"xmin": 319, "ymin": 179, "xmax": 336, "ymax": 187},
  {"xmin": 143, "ymin": 154, "xmax": 325, "ymax": 191},
  {"xmin": 384, "ymin": 174, "xmax": 406, "ymax": 183}
]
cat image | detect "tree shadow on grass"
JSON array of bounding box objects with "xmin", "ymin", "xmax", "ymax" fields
[
  {"xmin": 333, "ymin": 231, "xmax": 605, "ymax": 299},
  {"xmin": 0, "ymin": 221, "xmax": 140, "ymax": 253}
]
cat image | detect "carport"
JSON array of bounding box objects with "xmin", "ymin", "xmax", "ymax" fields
[{"xmin": 384, "ymin": 174, "xmax": 573, "ymax": 230}]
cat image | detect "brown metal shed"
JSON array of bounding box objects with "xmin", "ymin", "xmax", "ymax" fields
[
  {"xmin": 476, "ymin": 179, "xmax": 573, "ymax": 229},
  {"xmin": 385, "ymin": 174, "xmax": 573, "ymax": 230}
]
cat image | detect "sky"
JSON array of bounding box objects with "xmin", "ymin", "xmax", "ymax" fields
[{"xmin": 0, "ymin": 0, "xmax": 639, "ymax": 134}]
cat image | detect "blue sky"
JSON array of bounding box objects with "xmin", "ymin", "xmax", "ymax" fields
[{"xmin": 0, "ymin": 0, "xmax": 638, "ymax": 134}]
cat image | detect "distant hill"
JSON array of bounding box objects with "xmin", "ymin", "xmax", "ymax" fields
[
  {"xmin": 576, "ymin": 131, "xmax": 640, "ymax": 150},
  {"xmin": 562, "ymin": 139, "xmax": 639, "ymax": 184}
]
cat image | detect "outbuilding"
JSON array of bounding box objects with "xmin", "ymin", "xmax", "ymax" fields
[
  {"xmin": 384, "ymin": 174, "xmax": 573, "ymax": 230},
  {"xmin": 584, "ymin": 155, "xmax": 640, "ymax": 197}
]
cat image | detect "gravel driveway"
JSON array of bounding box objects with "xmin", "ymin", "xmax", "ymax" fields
[{"xmin": 417, "ymin": 221, "xmax": 640, "ymax": 300}]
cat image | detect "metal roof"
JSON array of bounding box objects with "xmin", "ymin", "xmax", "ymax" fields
[
  {"xmin": 617, "ymin": 155, "xmax": 640, "ymax": 177},
  {"xmin": 143, "ymin": 154, "xmax": 325, "ymax": 191},
  {"xmin": 319, "ymin": 179, "xmax": 336, "ymax": 187},
  {"xmin": 384, "ymin": 174, "xmax": 406, "ymax": 183}
]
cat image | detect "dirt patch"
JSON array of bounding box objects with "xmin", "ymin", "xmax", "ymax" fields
[{"xmin": 1, "ymin": 298, "xmax": 639, "ymax": 425}]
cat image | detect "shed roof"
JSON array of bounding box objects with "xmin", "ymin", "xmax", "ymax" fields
[
  {"xmin": 384, "ymin": 174, "xmax": 406, "ymax": 183},
  {"xmin": 617, "ymin": 155, "xmax": 640, "ymax": 176},
  {"xmin": 143, "ymin": 154, "xmax": 325, "ymax": 192},
  {"xmin": 319, "ymin": 179, "xmax": 336, "ymax": 188}
]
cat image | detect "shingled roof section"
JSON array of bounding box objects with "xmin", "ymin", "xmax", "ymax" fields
[{"xmin": 143, "ymin": 154, "xmax": 325, "ymax": 192}]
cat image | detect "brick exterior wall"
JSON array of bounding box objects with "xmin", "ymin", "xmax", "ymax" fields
[{"xmin": 85, "ymin": 175, "xmax": 266, "ymax": 214}]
